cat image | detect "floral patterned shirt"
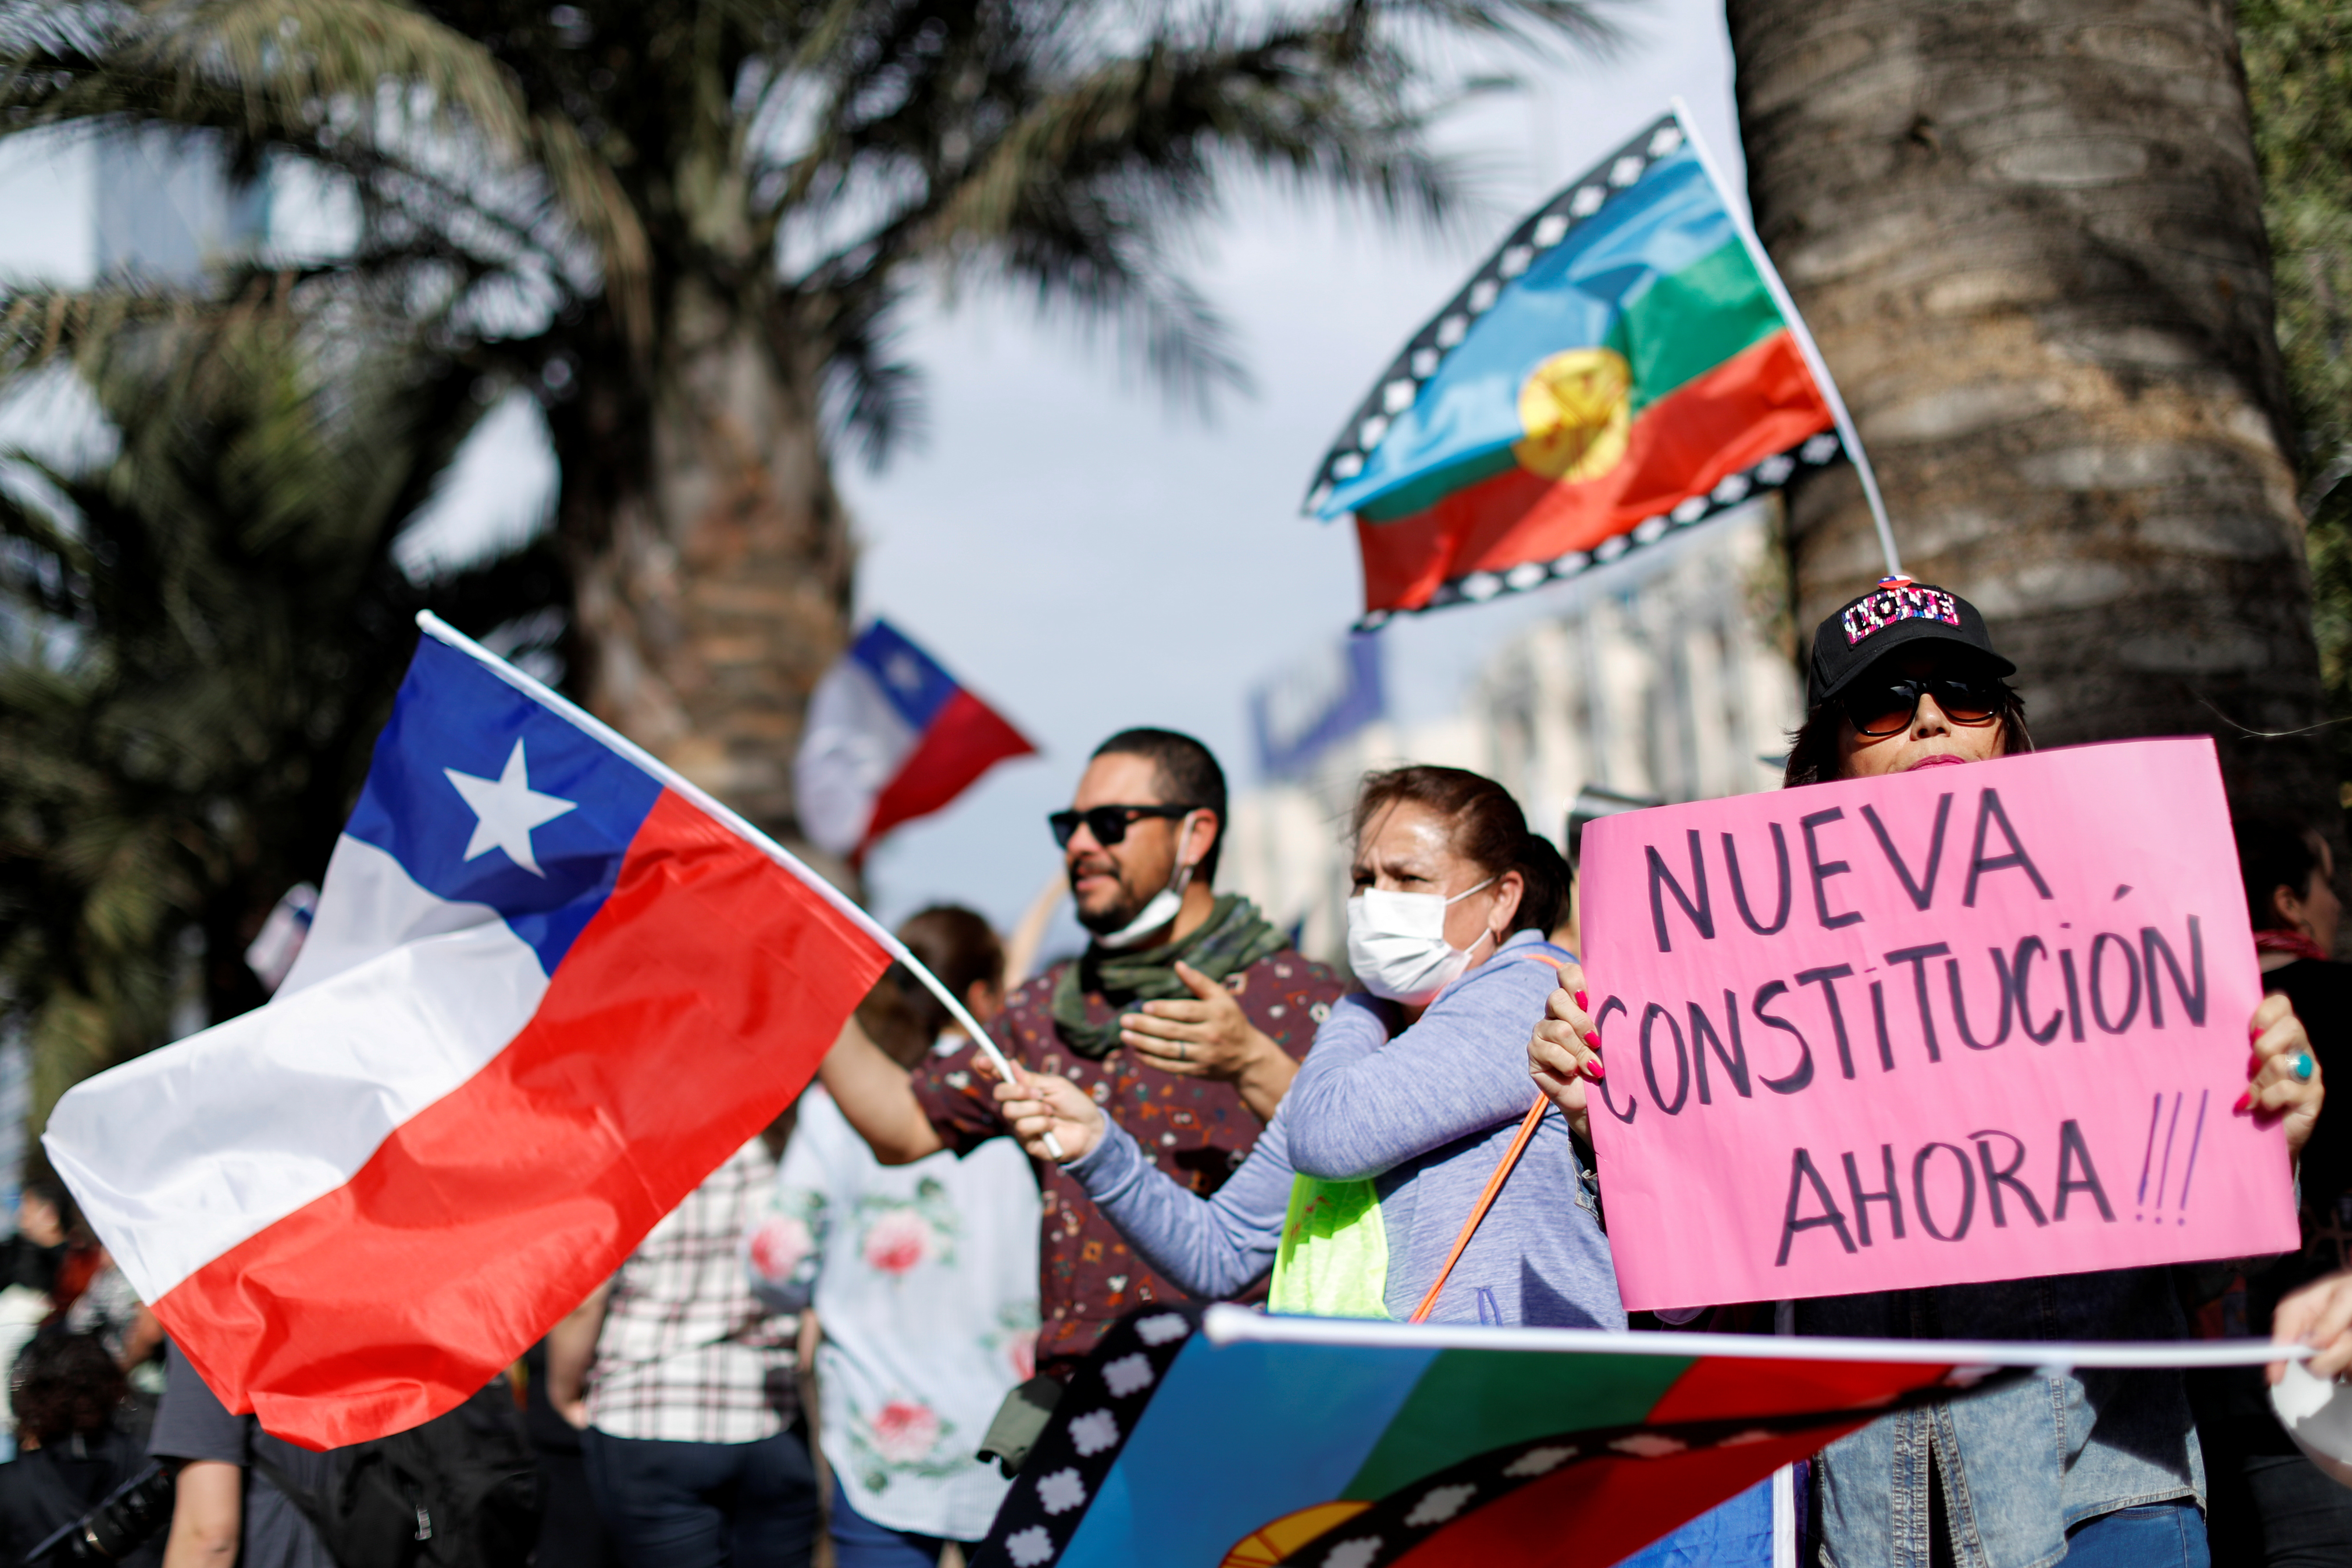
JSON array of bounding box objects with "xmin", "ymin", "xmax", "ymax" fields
[
  {"xmin": 751, "ymin": 1085, "xmax": 1040, "ymax": 1541},
  {"xmin": 911, "ymin": 947, "xmax": 1343, "ymax": 1380}
]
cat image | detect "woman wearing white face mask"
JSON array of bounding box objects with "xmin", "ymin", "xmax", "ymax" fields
[{"xmin": 992, "ymin": 766, "xmax": 1623, "ymax": 1330}]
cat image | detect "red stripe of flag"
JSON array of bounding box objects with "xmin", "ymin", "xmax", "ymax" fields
[
  {"xmin": 1355, "ymin": 330, "xmax": 1831, "ymax": 614},
  {"xmin": 860, "ymin": 687, "xmax": 1035, "ymax": 857}
]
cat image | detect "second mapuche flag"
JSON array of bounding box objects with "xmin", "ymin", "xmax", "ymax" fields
[
  {"xmin": 45, "ymin": 615, "xmax": 895, "ymax": 1449},
  {"xmin": 1307, "ymin": 109, "xmax": 1853, "ymax": 620}
]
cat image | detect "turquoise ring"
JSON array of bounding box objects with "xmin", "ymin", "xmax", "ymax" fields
[{"xmin": 2294, "ymin": 1052, "xmax": 2315, "ymax": 1082}]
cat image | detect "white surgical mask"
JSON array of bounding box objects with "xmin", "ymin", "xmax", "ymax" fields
[
  {"xmin": 1094, "ymin": 811, "xmax": 1202, "ymax": 951},
  {"xmin": 1345, "ymin": 876, "xmax": 1497, "ymax": 1003}
]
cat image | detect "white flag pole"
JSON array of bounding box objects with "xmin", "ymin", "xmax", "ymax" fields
[
  {"xmin": 415, "ymin": 612, "xmax": 1067, "ymax": 1158},
  {"xmin": 1671, "ymin": 97, "xmax": 1905, "ymax": 580}
]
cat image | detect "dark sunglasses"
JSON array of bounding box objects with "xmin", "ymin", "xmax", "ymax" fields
[
  {"xmin": 1048, "ymin": 804, "xmax": 1193, "ymax": 850},
  {"xmin": 1843, "ymin": 672, "xmax": 2004, "ymax": 739}
]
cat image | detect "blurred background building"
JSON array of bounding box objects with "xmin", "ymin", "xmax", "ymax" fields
[{"xmin": 1223, "ymin": 501, "xmax": 1801, "ymax": 964}]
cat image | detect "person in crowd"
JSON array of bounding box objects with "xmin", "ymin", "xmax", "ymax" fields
[
  {"xmin": 2190, "ymin": 818, "xmax": 2352, "ymax": 1564},
  {"xmin": 997, "ymin": 766, "xmax": 1773, "ymax": 1565},
  {"xmin": 2239, "ymin": 818, "xmax": 2351, "ymax": 1213},
  {"xmin": 993, "ymin": 764, "xmax": 1612, "ymax": 1326},
  {"xmin": 1528, "ymin": 578, "xmax": 2326, "ymax": 1568},
  {"xmin": 0, "ymin": 1179, "xmax": 69, "ymax": 1300},
  {"xmin": 65, "ymin": 1246, "xmax": 166, "ymax": 1408},
  {"xmin": 151, "ymin": 1341, "xmax": 335, "ymax": 1568},
  {"xmin": 818, "ymin": 728, "xmax": 1342, "ymax": 1464},
  {"xmin": 750, "ymin": 906, "xmax": 1040, "ymax": 1568},
  {"xmin": 521, "ymin": 1336, "xmax": 621, "ymax": 1568},
  {"xmin": 0, "ymin": 1331, "xmax": 162, "ymax": 1567},
  {"xmin": 47, "ymin": 1208, "xmax": 109, "ymax": 1323},
  {"xmin": 545, "ymin": 1138, "xmax": 813, "ymax": 1568},
  {"xmin": 0, "ymin": 1178, "xmax": 74, "ymax": 1461}
]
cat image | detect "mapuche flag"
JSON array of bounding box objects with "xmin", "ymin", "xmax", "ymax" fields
[
  {"xmin": 45, "ymin": 614, "xmax": 896, "ymax": 1449},
  {"xmin": 973, "ymin": 1305, "xmax": 2285, "ymax": 1568},
  {"xmin": 1306, "ymin": 108, "xmax": 1858, "ymax": 623}
]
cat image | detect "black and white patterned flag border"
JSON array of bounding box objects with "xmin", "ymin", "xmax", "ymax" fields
[{"xmin": 1352, "ymin": 430, "xmax": 1844, "ymax": 632}]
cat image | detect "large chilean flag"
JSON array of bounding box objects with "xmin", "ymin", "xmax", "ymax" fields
[{"xmin": 45, "ymin": 614, "xmax": 895, "ymax": 1450}]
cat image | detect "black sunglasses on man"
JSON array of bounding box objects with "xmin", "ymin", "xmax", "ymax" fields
[{"xmin": 1048, "ymin": 804, "xmax": 1194, "ymax": 850}]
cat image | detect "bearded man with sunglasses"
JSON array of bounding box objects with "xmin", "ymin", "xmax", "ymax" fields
[{"xmin": 819, "ymin": 728, "xmax": 1341, "ymax": 1447}]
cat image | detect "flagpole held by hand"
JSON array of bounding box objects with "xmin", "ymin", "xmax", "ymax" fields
[{"xmin": 901, "ymin": 964, "xmax": 1068, "ymax": 1160}]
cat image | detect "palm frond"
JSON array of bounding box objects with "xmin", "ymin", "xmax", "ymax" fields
[
  {"xmin": 1364, "ymin": 0, "xmax": 1621, "ymax": 55},
  {"xmin": 530, "ymin": 110, "xmax": 653, "ymax": 347},
  {"xmin": 796, "ymin": 277, "xmax": 928, "ymax": 466},
  {"xmin": 2, "ymin": 0, "xmax": 528, "ymax": 152},
  {"xmin": 0, "ymin": 0, "xmax": 651, "ymax": 348},
  {"xmin": 773, "ymin": 0, "xmax": 1596, "ymax": 421}
]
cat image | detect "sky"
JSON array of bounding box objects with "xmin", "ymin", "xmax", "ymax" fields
[
  {"xmin": 846, "ymin": 0, "xmax": 1748, "ymax": 928},
  {"xmin": 0, "ymin": 0, "xmax": 1748, "ymax": 933}
]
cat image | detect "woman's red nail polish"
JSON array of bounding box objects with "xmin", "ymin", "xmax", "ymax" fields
[
  {"xmin": 1575, "ymin": 990, "xmax": 1589, "ymax": 1012},
  {"xmin": 1586, "ymin": 1059, "xmax": 1606, "ymax": 1081},
  {"xmin": 1583, "ymin": 1032, "xmax": 1601, "ymax": 1051},
  {"xmin": 2233, "ymin": 1092, "xmax": 2253, "ymax": 1114}
]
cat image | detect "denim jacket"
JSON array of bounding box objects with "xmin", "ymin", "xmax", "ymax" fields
[{"xmin": 1798, "ymin": 1267, "xmax": 2203, "ymax": 1568}]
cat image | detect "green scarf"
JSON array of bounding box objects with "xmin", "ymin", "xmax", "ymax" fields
[{"xmin": 1050, "ymin": 893, "xmax": 1289, "ymax": 1059}]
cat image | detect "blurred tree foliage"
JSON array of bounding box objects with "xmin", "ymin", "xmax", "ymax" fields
[
  {"xmin": 0, "ymin": 0, "xmax": 1616, "ymax": 842},
  {"xmin": 2245, "ymin": 0, "xmax": 2352, "ymax": 798},
  {"xmin": 0, "ymin": 313, "xmax": 562, "ymax": 1128},
  {"xmin": 0, "ymin": 0, "xmax": 1614, "ymax": 1121}
]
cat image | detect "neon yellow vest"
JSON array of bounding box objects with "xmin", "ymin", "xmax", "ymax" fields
[
  {"xmin": 1265, "ymin": 946, "xmax": 1568, "ymax": 1320},
  {"xmin": 1268, "ymin": 1173, "xmax": 1389, "ymax": 1318}
]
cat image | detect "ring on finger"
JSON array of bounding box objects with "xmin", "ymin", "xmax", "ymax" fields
[
  {"xmin": 2294, "ymin": 1051, "xmax": 2315, "ymax": 1082},
  {"xmin": 1177, "ymin": 1040, "xmax": 1188, "ymax": 1063}
]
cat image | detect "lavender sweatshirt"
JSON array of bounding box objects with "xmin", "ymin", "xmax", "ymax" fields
[{"xmin": 1063, "ymin": 932, "xmax": 1625, "ymax": 1328}]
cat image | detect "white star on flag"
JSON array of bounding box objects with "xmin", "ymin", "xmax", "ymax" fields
[{"xmin": 443, "ymin": 739, "xmax": 579, "ymax": 876}]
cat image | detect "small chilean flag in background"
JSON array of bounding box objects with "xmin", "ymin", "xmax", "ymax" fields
[
  {"xmin": 795, "ymin": 620, "xmax": 1035, "ymax": 862},
  {"xmin": 44, "ymin": 614, "xmax": 895, "ymax": 1449}
]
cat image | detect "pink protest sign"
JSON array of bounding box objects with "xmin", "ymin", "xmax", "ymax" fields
[{"xmin": 1580, "ymin": 737, "xmax": 2297, "ymax": 1311}]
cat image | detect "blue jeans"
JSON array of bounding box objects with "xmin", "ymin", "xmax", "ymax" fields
[
  {"xmin": 581, "ymin": 1426, "xmax": 818, "ymax": 1568},
  {"xmin": 2061, "ymin": 1502, "xmax": 2210, "ymax": 1568},
  {"xmin": 828, "ymin": 1475, "xmax": 968, "ymax": 1568}
]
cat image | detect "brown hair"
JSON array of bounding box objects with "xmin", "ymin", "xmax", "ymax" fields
[
  {"xmin": 11, "ymin": 1331, "xmax": 123, "ymax": 1445},
  {"xmin": 852, "ymin": 980, "xmax": 929, "ymax": 1071},
  {"xmin": 2237, "ymin": 817, "xmax": 2326, "ymax": 932},
  {"xmin": 1092, "ymin": 729, "xmax": 1228, "ymax": 880},
  {"xmin": 898, "ymin": 905, "xmax": 1006, "ymax": 1036},
  {"xmin": 1351, "ymin": 766, "xmax": 1568, "ymax": 934}
]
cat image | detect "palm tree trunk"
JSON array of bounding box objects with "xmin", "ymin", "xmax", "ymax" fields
[
  {"xmin": 1727, "ymin": 0, "xmax": 2334, "ymax": 824},
  {"xmin": 554, "ymin": 276, "xmax": 854, "ymax": 844}
]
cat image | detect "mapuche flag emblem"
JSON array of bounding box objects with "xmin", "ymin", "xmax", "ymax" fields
[{"xmin": 1306, "ymin": 108, "xmax": 1867, "ymax": 623}]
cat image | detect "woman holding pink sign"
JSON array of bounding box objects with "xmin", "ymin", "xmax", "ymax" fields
[{"xmin": 1529, "ymin": 578, "xmax": 2327, "ymax": 1568}]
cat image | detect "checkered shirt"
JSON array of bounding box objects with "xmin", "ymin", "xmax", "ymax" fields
[{"xmin": 586, "ymin": 1138, "xmax": 797, "ymax": 1445}]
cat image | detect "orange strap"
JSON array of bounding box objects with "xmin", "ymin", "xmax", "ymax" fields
[
  {"xmin": 1406, "ymin": 949, "xmax": 1567, "ymax": 1326},
  {"xmin": 1407, "ymin": 1092, "xmax": 1552, "ymax": 1323}
]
